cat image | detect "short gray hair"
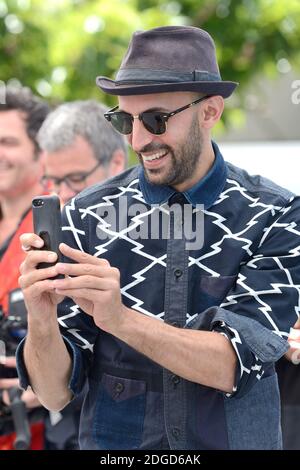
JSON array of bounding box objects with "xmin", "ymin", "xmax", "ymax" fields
[{"xmin": 37, "ymin": 100, "xmax": 127, "ymax": 166}]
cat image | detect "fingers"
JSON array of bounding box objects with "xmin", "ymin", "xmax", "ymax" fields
[
  {"xmin": 285, "ymin": 326, "xmax": 300, "ymax": 363},
  {"xmin": 53, "ymin": 288, "xmax": 112, "ymax": 305},
  {"xmin": 20, "ymin": 233, "xmax": 44, "ymax": 251},
  {"xmin": 19, "ymin": 250, "xmax": 58, "ymax": 274},
  {"xmin": 289, "ymin": 327, "xmax": 300, "ymax": 346},
  {"xmin": 0, "ymin": 356, "xmax": 16, "ymax": 368},
  {"xmin": 19, "ymin": 264, "xmax": 60, "ymax": 289},
  {"xmin": 285, "ymin": 346, "xmax": 300, "ymax": 364},
  {"xmin": 19, "ymin": 240, "xmax": 115, "ymax": 297},
  {"xmin": 55, "ymin": 262, "xmax": 112, "ymax": 277},
  {"xmin": 0, "ymin": 378, "xmax": 20, "ymax": 389},
  {"xmin": 21, "ymin": 390, "xmax": 41, "ymax": 409},
  {"xmin": 21, "ymin": 279, "xmax": 59, "ymax": 298},
  {"xmin": 20, "ymin": 237, "xmax": 108, "ymax": 268},
  {"xmin": 20, "ymin": 240, "xmax": 109, "ymax": 273},
  {"xmin": 59, "ymin": 243, "xmax": 109, "ymax": 266},
  {"xmin": 53, "ymin": 275, "xmax": 115, "ymax": 292}
]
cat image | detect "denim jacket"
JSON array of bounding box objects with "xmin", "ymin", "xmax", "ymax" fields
[{"xmin": 17, "ymin": 142, "xmax": 300, "ymax": 449}]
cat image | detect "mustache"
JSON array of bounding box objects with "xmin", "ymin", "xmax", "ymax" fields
[{"xmin": 137, "ymin": 143, "xmax": 171, "ymax": 156}]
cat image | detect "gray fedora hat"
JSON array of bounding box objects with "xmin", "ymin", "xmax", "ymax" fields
[{"xmin": 96, "ymin": 25, "xmax": 238, "ymax": 98}]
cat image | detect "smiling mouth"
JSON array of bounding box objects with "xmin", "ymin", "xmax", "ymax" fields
[{"xmin": 141, "ymin": 150, "xmax": 168, "ymax": 162}]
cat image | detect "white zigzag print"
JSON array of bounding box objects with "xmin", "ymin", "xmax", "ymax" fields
[{"xmin": 58, "ymin": 170, "xmax": 300, "ymax": 392}]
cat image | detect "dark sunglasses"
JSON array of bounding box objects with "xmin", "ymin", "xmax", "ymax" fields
[{"xmin": 104, "ymin": 95, "xmax": 212, "ymax": 136}]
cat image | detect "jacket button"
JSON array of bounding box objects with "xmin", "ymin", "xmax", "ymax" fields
[
  {"xmin": 172, "ymin": 427, "xmax": 180, "ymax": 439},
  {"xmin": 114, "ymin": 382, "xmax": 124, "ymax": 396},
  {"xmin": 174, "ymin": 268, "xmax": 183, "ymax": 278},
  {"xmin": 171, "ymin": 374, "xmax": 180, "ymax": 386}
]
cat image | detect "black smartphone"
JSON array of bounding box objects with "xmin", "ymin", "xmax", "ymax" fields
[{"xmin": 32, "ymin": 195, "xmax": 62, "ymax": 270}]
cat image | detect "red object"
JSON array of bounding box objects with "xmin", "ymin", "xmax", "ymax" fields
[
  {"xmin": 0, "ymin": 422, "xmax": 44, "ymax": 450},
  {"xmin": 0, "ymin": 209, "xmax": 33, "ymax": 314},
  {"xmin": 0, "ymin": 207, "xmax": 46, "ymax": 450}
]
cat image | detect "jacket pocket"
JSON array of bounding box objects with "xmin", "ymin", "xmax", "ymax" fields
[
  {"xmin": 199, "ymin": 274, "xmax": 238, "ymax": 300},
  {"xmin": 93, "ymin": 373, "xmax": 146, "ymax": 449},
  {"xmin": 191, "ymin": 274, "xmax": 238, "ymax": 313}
]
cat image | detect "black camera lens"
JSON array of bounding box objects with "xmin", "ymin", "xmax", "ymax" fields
[{"xmin": 33, "ymin": 198, "xmax": 44, "ymax": 207}]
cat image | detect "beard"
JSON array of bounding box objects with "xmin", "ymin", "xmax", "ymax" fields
[{"xmin": 137, "ymin": 114, "xmax": 203, "ymax": 187}]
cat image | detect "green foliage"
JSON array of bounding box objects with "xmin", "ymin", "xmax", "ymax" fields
[
  {"xmin": 1, "ymin": 0, "xmax": 300, "ymax": 130},
  {"xmin": 0, "ymin": 0, "xmax": 178, "ymax": 104}
]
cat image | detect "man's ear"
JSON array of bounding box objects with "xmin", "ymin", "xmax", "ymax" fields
[
  {"xmin": 107, "ymin": 149, "xmax": 127, "ymax": 176},
  {"xmin": 199, "ymin": 95, "xmax": 224, "ymax": 130}
]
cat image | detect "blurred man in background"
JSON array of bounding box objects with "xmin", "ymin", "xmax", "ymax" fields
[
  {"xmin": 0, "ymin": 86, "xmax": 49, "ymax": 449},
  {"xmin": 38, "ymin": 100, "xmax": 127, "ymax": 206},
  {"xmin": 35, "ymin": 99, "xmax": 127, "ymax": 449}
]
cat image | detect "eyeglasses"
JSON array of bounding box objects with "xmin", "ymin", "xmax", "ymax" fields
[
  {"xmin": 41, "ymin": 162, "xmax": 102, "ymax": 193},
  {"xmin": 104, "ymin": 95, "xmax": 211, "ymax": 136}
]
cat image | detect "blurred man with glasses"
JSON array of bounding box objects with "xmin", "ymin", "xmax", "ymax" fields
[{"xmin": 38, "ymin": 100, "xmax": 127, "ymax": 206}]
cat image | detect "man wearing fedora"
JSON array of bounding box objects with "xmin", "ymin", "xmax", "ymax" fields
[{"xmin": 17, "ymin": 26, "xmax": 300, "ymax": 450}]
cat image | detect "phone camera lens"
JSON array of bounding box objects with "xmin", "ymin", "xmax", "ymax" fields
[{"xmin": 33, "ymin": 199, "xmax": 44, "ymax": 207}]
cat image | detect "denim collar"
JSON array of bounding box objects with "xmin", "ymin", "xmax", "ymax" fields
[{"xmin": 138, "ymin": 141, "xmax": 227, "ymax": 209}]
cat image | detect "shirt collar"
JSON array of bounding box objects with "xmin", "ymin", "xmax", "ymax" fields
[{"xmin": 138, "ymin": 141, "xmax": 227, "ymax": 209}]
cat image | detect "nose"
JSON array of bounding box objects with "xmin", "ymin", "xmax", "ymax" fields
[
  {"xmin": 129, "ymin": 117, "xmax": 153, "ymax": 154},
  {"xmin": 56, "ymin": 181, "xmax": 77, "ymax": 206}
]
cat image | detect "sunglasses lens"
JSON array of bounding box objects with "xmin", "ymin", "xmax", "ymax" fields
[
  {"xmin": 106, "ymin": 110, "xmax": 167, "ymax": 135},
  {"xmin": 142, "ymin": 112, "xmax": 166, "ymax": 135},
  {"xmin": 110, "ymin": 112, "xmax": 133, "ymax": 135}
]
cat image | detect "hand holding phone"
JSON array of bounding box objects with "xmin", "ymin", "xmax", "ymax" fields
[{"xmin": 18, "ymin": 196, "xmax": 64, "ymax": 316}]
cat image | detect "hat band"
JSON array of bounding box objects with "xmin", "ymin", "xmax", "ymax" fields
[{"xmin": 115, "ymin": 68, "xmax": 221, "ymax": 85}]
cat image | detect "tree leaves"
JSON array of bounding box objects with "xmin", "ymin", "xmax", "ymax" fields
[{"xmin": 1, "ymin": 0, "xmax": 299, "ymax": 130}]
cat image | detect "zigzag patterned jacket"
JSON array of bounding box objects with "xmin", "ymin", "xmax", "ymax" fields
[{"xmin": 17, "ymin": 142, "xmax": 300, "ymax": 449}]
